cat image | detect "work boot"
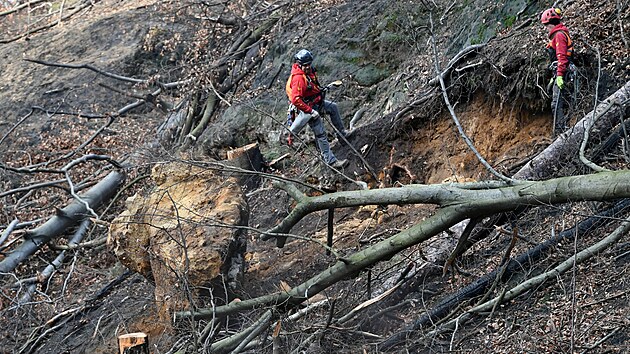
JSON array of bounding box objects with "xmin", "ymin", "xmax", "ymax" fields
[{"xmin": 329, "ymin": 159, "xmax": 348, "ymax": 169}]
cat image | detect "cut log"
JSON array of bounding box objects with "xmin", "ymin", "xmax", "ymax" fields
[
  {"xmin": 226, "ymin": 142, "xmax": 263, "ymax": 171},
  {"xmin": 0, "ymin": 171, "xmax": 125, "ymax": 273},
  {"xmin": 118, "ymin": 332, "xmax": 149, "ymax": 354},
  {"xmin": 226, "ymin": 142, "xmax": 263, "ymax": 190}
]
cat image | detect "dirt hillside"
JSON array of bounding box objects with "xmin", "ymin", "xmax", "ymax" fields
[{"xmin": 0, "ymin": 0, "xmax": 628, "ymax": 353}]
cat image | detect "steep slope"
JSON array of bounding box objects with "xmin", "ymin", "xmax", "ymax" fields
[{"xmin": 0, "ymin": 0, "xmax": 628, "ymax": 353}]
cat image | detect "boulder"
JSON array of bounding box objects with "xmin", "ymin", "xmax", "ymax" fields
[{"xmin": 108, "ymin": 161, "xmax": 248, "ymax": 320}]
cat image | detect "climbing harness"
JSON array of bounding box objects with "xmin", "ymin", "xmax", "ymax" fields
[
  {"xmin": 546, "ymin": 30, "xmax": 574, "ymax": 61},
  {"xmin": 286, "ymin": 104, "xmax": 296, "ymax": 146},
  {"xmin": 548, "ymin": 61, "xmax": 579, "ymax": 104}
]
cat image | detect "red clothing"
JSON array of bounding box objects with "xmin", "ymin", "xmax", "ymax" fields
[
  {"xmin": 288, "ymin": 63, "xmax": 322, "ymax": 113},
  {"xmin": 546, "ymin": 24, "xmax": 573, "ymax": 77}
]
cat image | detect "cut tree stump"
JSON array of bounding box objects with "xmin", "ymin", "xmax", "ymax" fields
[
  {"xmin": 118, "ymin": 332, "xmax": 149, "ymax": 354},
  {"xmin": 226, "ymin": 142, "xmax": 263, "ymax": 190},
  {"xmin": 226, "ymin": 142, "xmax": 263, "ymax": 170}
]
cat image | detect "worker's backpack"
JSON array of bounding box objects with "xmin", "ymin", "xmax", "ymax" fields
[
  {"xmin": 285, "ymin": 70, "xmax": 318, "ymax": 103},
  {"xmin": 285, "ymin": 73, "xmax": 302, "ymax": 103}
]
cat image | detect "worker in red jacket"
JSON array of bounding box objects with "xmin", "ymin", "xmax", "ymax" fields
[
  {"xmin": 285, "ymin": 49, "xmax": 348, "ymax": 168},
  {"xmin": 541, "ymin": 7, "xmax": 575, "ymax": 136}
]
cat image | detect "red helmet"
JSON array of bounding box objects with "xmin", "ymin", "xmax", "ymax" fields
[{"xmin": 540, "ymin": 8, "xmax": 562, "ymax": 24}]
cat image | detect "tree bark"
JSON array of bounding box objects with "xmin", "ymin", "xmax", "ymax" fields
[
  {"xmin": 0, "ymin": 171, "xmax": 125, "ymax": 273},
  {"xmin": 263, "ymin": 169, "xmax": 630, "ymax": 245},
  {"xmin": 514, "ymin": 81, "xmax": 630, "ymax": 180},
  {"xmin": 181, "ymin": 170, "xmax": 630, "ymax": 320}
]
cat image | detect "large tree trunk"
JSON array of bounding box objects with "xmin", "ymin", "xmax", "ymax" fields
[
  {"xmin": 515, "ymin": 81, "xmax": 630, "ymax": 180},
  {"xmin": 0, "ymin": 171, "xmax": 125, "ymax": 273},
  {"xmin": 180, "ymin": 169, "xmax": 630, "ymax": 321}
]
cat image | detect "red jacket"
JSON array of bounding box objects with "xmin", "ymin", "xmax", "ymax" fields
[
  {"xmin": 546, "ymin": 24, "xmax": 573, "ymax": 77},
  {"xmin": 286, "ymin": 63, "xmax": 322, "ymax": 113}
]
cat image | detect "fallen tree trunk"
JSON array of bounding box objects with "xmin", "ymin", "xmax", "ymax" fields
[
  {"xmin": 424, "ymin": 207, "xmax": 630, "ymax": 347},
  {"xmin": 266, "ymin": 83, "xmax": 630, "ymax": 247},
  {"xmin": 179, "ymin": 170, "xmax": 630, "ymax": 321},
  {"xmin": 515, "ymin": 80, "xmax": 630, "ymax": 180},
  {"xmin": 449, "ymin": 81, "xmax": 630, "ymax": 262},
  {"xmin": 0, "ymin": 171, "xmax": 125, "ymax": 273}
]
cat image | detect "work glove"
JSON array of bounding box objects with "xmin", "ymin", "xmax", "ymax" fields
[
  {"xmin": 310, "ymin": 110, "xmax": 320, "ymax": 118},
  {"xmin": 556, "ymin": 76, "xmax": 565, "ymax": 89}
]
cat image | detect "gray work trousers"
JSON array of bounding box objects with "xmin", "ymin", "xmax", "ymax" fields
[{"xmin": 290, "ymin": 101, "xmax": 340, "ymax": 164}]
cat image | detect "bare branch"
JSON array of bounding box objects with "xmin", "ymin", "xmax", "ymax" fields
[
  {"xmin": 0, "ymin": 0, "xmax": 48, "ymax": 16},
  {"xmin": 31, "ymin": 106, "xmax": 108, "ymax": 119},
  {"xmin": 23, "ymin": 58, "xmax": 190, "ymax": 89},
  {"xmin": 0, "ymin": 1, "xmax": 93, "ymax": 43},
  {"xmin": 0, "ymin": 179, "xmax": 68, "ymax": 198},
  {"xmin": 0, "ymin": 108, "xmax": 34, "ymax": 146},
  {"xmin": 428, "ymin": 14, "xmax": 516, "ymax": 184},
  {"xmin": 0, "ymin": 219, "xmax": 19, "ymax": 248},
  {"xmin": 427, "ymin": 44, "xmax": 486, "ymax": 87}
]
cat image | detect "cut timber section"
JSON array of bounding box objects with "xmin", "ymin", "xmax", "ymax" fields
[
  {"xmin": 118, "ymin": 332, "xmax": 149, "ymax": 354},
  {"xmin": 226, "ymin": 142, "xmax": 263, "ymax": 190},
  {"xmin": 226, "ymin": 142, "xmax": 263, "ymax": 169}
]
